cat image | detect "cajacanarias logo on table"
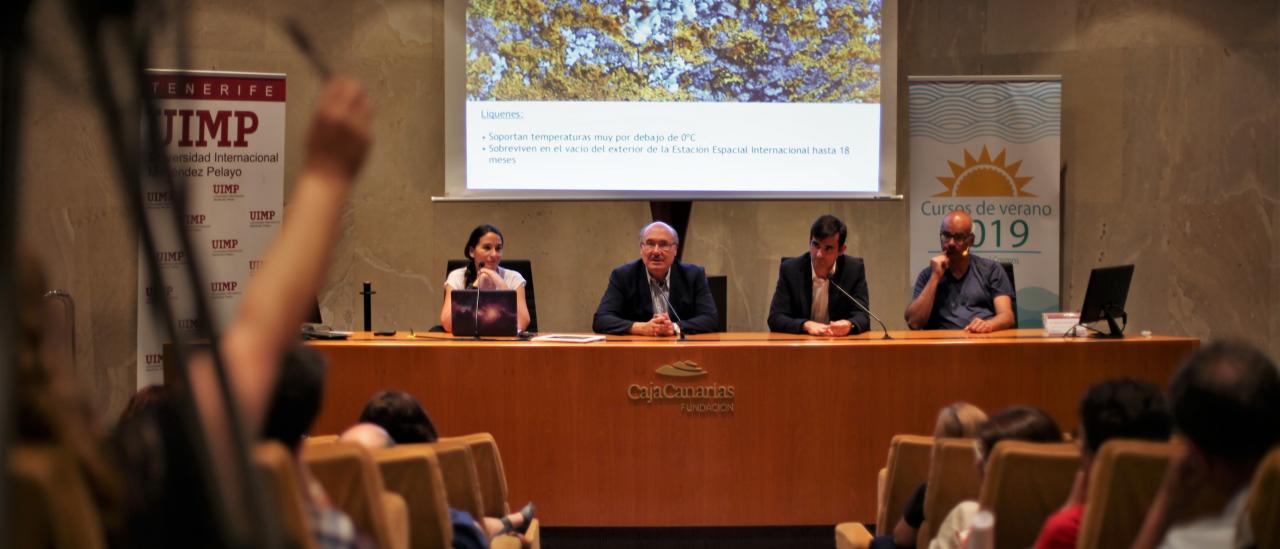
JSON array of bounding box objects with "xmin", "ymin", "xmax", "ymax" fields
[{"xmin": 627, "ymin": 360, "xmax": 735, "ymax": 414}]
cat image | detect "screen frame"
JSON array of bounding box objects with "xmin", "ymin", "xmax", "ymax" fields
[{"xmin": 440, "ymin": 0, "xmax": 900, "ymax": 202}]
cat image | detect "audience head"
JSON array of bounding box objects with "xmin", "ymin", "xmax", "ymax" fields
[
  {"xmin": 809, "ymin": 214, "xmax": 848, "ymax": 247},
  {"xmin": 1078, "ymin": 378, "xmax": 1172, "ymax": 456},
  {"xmin": 976, "ymin": 406, "xmax": 1063, "ymax": 468},
  {"xmin": 339, "ymin": 423, "xmax": 395, "ymax": 450},
  {"xmin": 1169, "ymin": 340, "xmax": 1280, "ymax": 468},
  {"xmin": 934, "ymin": 402, "xmax": 988, "ymax": 438},
  {"xmin": 638, "ymin": 221, "xmax": 679, "ymax": 278},
  {"xmin": 119, "ymin": 384, "xmax": 169, "ymax": 425},
  {"xmin": 463, "ymin": 224, "xmax": 505, "ymax": 286},
  {"xmin": 358, "ymin": 389, "xmax": 439, "ymax": 443},
  {"xmin": 261, "ymin": 345, "xmax": 328, "ymax": 451}
]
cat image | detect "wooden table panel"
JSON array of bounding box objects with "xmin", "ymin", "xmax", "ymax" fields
[{"xmin": 307, "ymin": 330, "xmax": 1197, "ymax": 526}]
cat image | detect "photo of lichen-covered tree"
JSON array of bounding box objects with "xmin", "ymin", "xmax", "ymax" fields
[{"xmin": 467, "ymin": 0, "xmax": 881, "ymax": 103}]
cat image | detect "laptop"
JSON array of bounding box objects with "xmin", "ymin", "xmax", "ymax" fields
[{"xmin": 451, "ymin": 289, "xmax": 518, "ymax": 337}]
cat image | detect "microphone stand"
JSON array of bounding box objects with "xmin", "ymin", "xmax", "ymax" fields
[
  {"xmin": 658, "ymin": 280, "xmax": 686, "ymax": 341},
  {"xmin": 830, "ymin": 281, "xmax": 892, "ymax": 339}
]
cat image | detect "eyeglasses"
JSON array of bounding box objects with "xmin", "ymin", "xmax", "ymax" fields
[
  {"xmin": 940, "ymin": 231, "xmax": 972, "ymax": 242},
  {"xmin": 642, "ymin": 240, "xmax": 675, "ymax": 251}
]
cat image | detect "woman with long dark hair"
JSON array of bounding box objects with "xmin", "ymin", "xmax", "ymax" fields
[{"xmin": 439, "ymin": 224, "xmax": 531, "ymax": 332}]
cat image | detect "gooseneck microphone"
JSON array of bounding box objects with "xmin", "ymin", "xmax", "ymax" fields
[
  {"xmin": 657, "ymin": 279, "xmax": 686, "ymax": 340},
  {"xmin": 830, "ymin": 281, "xmax": 892, "ymax": 340}
]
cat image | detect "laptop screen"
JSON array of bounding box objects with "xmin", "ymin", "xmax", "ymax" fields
[{"xmin": 451, "ymin": 289, "xmax": 518, "ymax": 337}]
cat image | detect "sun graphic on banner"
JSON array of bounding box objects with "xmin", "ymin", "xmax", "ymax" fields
[{"xmin": 934, "ymin": 146, "xmax": 1035, "ymax": 197}]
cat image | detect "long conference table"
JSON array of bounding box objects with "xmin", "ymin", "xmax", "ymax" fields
[{"xmin": 306, "ymin": 329, "xmax": 1197, "ymax": 527}]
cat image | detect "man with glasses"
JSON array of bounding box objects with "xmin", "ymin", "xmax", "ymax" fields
[
  {"xmin": 904, "ymin": 210, "xmax": 1015, "ymax": 332},
  {"xmin": 767, "ymin": 214, "xmax": 870, "ymax": 336},
  {"xmin": 592, "ymin": 221, "xmax": 720, "ymax": 336}
]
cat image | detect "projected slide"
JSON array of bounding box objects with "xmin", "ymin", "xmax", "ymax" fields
[{"xmin": 463, "ymin": 0, "xmax": 883, "ymax": 194}]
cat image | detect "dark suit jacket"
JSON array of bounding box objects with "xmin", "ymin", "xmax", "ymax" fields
[
  {"xmin": 592, "ymin": 260, "xmax": 720, "ymax": 335},
  {"xmin": 767, "ymin": 253, "xmax": 870, "ymax": 335}
]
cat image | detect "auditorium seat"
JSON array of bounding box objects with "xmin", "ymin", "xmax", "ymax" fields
[
  {"xmin": 424, "ymin": 441, "xmax": 487, "ymax": 521},
  {"xmin": 977, "ymin": 441, "xmax": 1080, "ymax": 548},
  {"xmin": 303, "ymin": 441, "xmax": 410, "ymax": 549},
  {"xmin": 446, "ymin": 259, "xmax": 537, "ymax": 332},
  {"xmin": 439, "ymin": 433, "xmax": 542, "ymax": 549},
  {"xmin": 440, "ymin": 433, "xmax": 511, "ymax": 517},
  {"xmin": 917, "ymin": 438, "xmax": 982, "ymax": 547},
  {"xmin": 305, "ymin": 434, "xmax": 340, "ymax": 445},
  {"xmin": 6, "ymin": 444, "xmax": 105, "ymax": 549},
  {"xmin": 372, "ymin": 445, "xmax": 453, "ymax": 549},
  {"xmin": 1246, "ymin": 446, "xmax": 1280, "ymax": 549},
  {"xmin": 1076, "ymin": 440, "xmax": 1179, "ymax": 549},
  {"xmin": 253, "ymin": 441, "xmax": 316, "ymax": 549},
  {"xmin": 834, "ymin": 434, "xmax": 934, "ymax": 549}
]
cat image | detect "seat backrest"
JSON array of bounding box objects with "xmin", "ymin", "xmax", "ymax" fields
[
  {"xmin": 305, "ymin": 434, "xmax": 339, "ymax": 445},
  {"xmin": 302, "ymin": 442, "xmax": 399, "ymax": 549},
  {"xmin": 440, "ymin": 432, "xmax": 510, "ymax": 517},
  {"xmin": 6, "ymin": 444, "xmax": 105, "ymax": 549},
  {"xmin": 978, "ymin": 441, "xmax": 1081, "ymax": 549},
  {"xmin": 999, "ymin": 261, "xmax": 1017, "ymax": 324},
  {"xmin": 426, "ymin": 440, "xmax": 487, "ymax": 520},
  {"xmin": 1076, "ymin": 439, "xmax": 1179, "ymax": 549},
  {"xmin": 252, "ymin": 441, "xmax": 317, "ymax": 549},
  {"xmin": 374, "ymin": 445, "xmax": 454, "ymax": 549},
  {"xmin": 1247, "ymin": 446, "xmax": 1280, "ymax": 549},
  {"xmin": 918, "ymin": 438, "xmax": 983, "ymax": 547},
  {"xmin": 876, "ymin": 434, "xmax": 935, "ymax": 530},
  {"xmin": 707, "ymin": 275, "xmax": 727, "ymax": 332},
  {"xmin": 446, "ymin": 259, "xmax": 537, "ymax": 332}
]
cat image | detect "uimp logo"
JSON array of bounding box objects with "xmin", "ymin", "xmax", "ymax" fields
[
  {"xmin": 156, "ymin": 109, "xmax": 259, "ymax": 148},
  {"xmin": 210, "ymin": 281, "xmax": 239, "ymax": 293},
  {"xmin": 655, "ymin": 360, "xmax": 707, "ymax": 378},
  {"xmin": 177, "ymin": 318, "xmax": 201, "ymax": 331},
  {"xmin": 145, "ymin": 191, "xmax": 172, "ymax": 205},
  {"xmin": 145, "ymin": 285, "xmax": 174, "ymax": 303},
  {"xmin": 628, "ymin": 360, "xmax": 735, "ymax": 414},
  {"xmin": 211, "ymin": 239, "xmax": 241, "ymax": 256},
  {"xmin": 249, "ymin": 210, "xmax": 276, "ymax": 221},
  {"xmin": 935, "ymin": 146, "xmax": 1034, "ymax": 197},
  {"xmin": 154, "ymin": 251, "xmax": 186, "ymax": 265},
  {"xmin": 144, "ymin": 353, "xmax": 163, "ymax": 367},
  {"xmin": 184, "ymin": 214, "xmax": 208, "ymax": 226},
  {"xmin": 213, "ymin": 183, "xmax": 241, "ymax": 195},
  {"xmin": 249, "ymin": 259, "xmax": 264, "ymax": 274}
]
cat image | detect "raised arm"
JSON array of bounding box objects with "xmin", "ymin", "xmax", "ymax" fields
[{"xmin": 201, "ymin": 77, "xmax": 371, "ymax": 440}]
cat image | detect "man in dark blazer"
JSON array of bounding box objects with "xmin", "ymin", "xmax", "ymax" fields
[
  {"xmin": 593, "ymin": 221, "xmax": 720, "ymax": 336},
  {"xmin": 767, "ymin": 214, "xmax": 870, "ymax": 336}
]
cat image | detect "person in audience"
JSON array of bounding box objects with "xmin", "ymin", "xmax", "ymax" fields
[
  {"xmin": 929, "ymin": 406, "xmax": 1063, "ymax": 549},
  {"xmin": 1132, "ymin": 341, "xmax": 1280, "ymax": 549},
  {"xmin": 265, "ymin": 345, "xmax": 371, "ymax": 549},
  {"xmin": 904, "ymin": 210, "xmax": 1015, "ymax": 333},
  {"xmin": 1032, "ymin": 379, "xmax": 1172, "ymax": 549},
  {"xmin": 767, "ymin": 214, "xmax": 871, "ymax": 336},
  {"xmin": 118, "ymin": 384, "xmax": 169, "ymax": 425},
  {"xmin": 338, "ymin": 422, "xmax": 395, "ymax": 449},
  {"xmin": 439, "ymin": 224, "xmax": 531, "ymax": 333},
  {"xmin": 869, "ymin": 402, "xmax": 988, "ymax": 549},
  {"xmin": 352, "ymin": 390, "xmax": 536, "ymax": 544},
  {"xmin": 12, "ymin": 76, "xmax": 373, "ymax": 548},
  {"xmin": 592, "ymin": 221, "xmax": 719, "ymax": 336}
]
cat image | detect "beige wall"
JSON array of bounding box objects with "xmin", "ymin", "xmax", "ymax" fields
[{"xmin": 19, "ymin": 0, "xmax": 1278, "ymax": 418}]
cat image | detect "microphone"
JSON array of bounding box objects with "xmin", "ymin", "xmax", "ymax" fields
[
  {"xmin": 656, "ymin": 279, "xmax": 686, "ymax": 340},
  {"xmin": 829, "ymin": 280, "xmax": 892, "ymax": 340}
]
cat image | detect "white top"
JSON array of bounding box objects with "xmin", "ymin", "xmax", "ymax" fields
[
  {"xmin": 1159, "ymin": 488, "xmax": 1250, "ymax": 549},
  {"xmin": 929, "ymin": 500, "xmax": 979, "ymax": 549},
  {"xmin": 444, "ymin": 266, "xmax": 526, "ymax": 291}
]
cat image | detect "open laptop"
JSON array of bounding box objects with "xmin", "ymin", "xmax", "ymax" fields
[{"xmin": 451, "ymin": 289, "xmax": 518, "ymax": 337}]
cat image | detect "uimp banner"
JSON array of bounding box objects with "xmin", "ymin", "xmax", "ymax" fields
[
  {"xmin": 136, "ymin": 70, "xmax": 285, "ymax": 388},
  {"xmin": 908, "ymin": 77, "xmax": 1061, "ymax": 327}
]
